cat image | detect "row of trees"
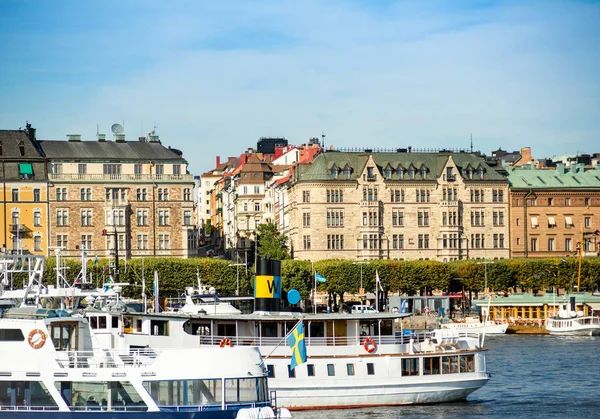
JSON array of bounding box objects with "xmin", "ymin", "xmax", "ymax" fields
[{"xmin": 36, "ymin": 256, "xmax": 600, "ymax": 304}]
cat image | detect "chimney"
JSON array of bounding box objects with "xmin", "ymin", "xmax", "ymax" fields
[
  {"xmin": 97, "ymin": 133, "xmax": 106, "ymax": 142},
  {"xmin": 67, "ymin": 134, "xmax": 81, "ymax": 142},
  {"xmin": 216, "ymin": 156, "xmax": 221, "ymax": 167},
  {"xmin": 556, "ymin": 163, "xmax": 565, "ymax": 175},
  {"xmin": 520, "ymin": 147, "xmax": 532, "ymax": 163},
  {"xmin": 138, "ymin": 136, "xmax": 147, "ymax": 142},
  {"xmin": 115, "ymin": 134, "xmax": 126, "ymax": 143}
]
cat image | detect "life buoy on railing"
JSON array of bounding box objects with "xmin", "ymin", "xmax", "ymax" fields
[
  {"xmin": 219, "ymin": 337, "xmax": 233, "ymax": 348},
  {"xmin": 28, "ymin": 329, "xmax": 47, "ymax": 350},
  {"xmin": 363, "ymin": 337, "xmax": 376, "ymax": 353}
]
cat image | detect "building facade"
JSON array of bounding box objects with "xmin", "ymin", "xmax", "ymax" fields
[
  {"xmin": 508, "ymin": 163, "xmax": 600, "ymax": 258},
  {"xmin": 38, "ymin": 132, "xmax": 196, "ymax": 259},
  {"xmin": 287, "ymin": 151, "xmax": 510, "ymax": 261},
  {"xmin": 0, "ymin": 127, "xmax": 48, "ymax": 255}
]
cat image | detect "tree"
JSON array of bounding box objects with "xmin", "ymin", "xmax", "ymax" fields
[
  {"xmin": 256, "ymin": 222, "xmax": 290, "ymax": 260},
  {"xmin": 204, "ymin": 219, "xmax": 212, "ymax": 236}
]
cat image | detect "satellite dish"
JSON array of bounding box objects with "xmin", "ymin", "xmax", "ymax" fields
[{"xmin": 111, "ymin": 123, "xmax": 124, "ymax": 134}]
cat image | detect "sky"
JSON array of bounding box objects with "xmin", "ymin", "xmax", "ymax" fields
[{"xmin": 1, "ymin": 0, "xmax": 599, "ymax": 175}]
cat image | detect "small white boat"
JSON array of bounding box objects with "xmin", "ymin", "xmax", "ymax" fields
[
  {"xmin": 441, "ymin": 316, "xmax": 508, "ymax": 334},
  {"xmin": 0, "ymin": 307, "xmax": 287, "ymax": 418},
  {"xmin": 545, "ymin": 300, "xmax": 600, "ymax": 336}
]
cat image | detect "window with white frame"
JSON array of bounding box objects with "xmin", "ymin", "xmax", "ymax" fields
[
  {"xmin": 57, "ymin": 209, "xmax": 69, "ymax": 226},
  {"xmin": 137, "ymin": 234, "xmax": 148, "ymax": 250},
  {"xmin": 158, "ymin": 210, "xmax": 169, "ymax": 226},
  {"xmin": 80, "ymin": 209, "xmax": 92, "ymax": 226},
  {"xmin": 159, "ymin": 234, "xmax": 170, "ymax": 249}
]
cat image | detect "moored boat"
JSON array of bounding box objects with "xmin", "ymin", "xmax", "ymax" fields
[
  {"xmin": 0, "ymin": 307, "xmax": 286, "ymax": 418},
  {"xmin": 441, "ymin": 316, "xmax": 508, "ymax": 334},
  {"xmin": 545, "ymin": 298, "xmax": 600, "ymax": 336}
]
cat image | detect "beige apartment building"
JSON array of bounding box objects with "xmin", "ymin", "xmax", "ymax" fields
[
  {"xmin": 288, "ymin": 151, "xmax": 510, "ymax": 261},
  {"xmin": 38, "ymin": 132, "xmax": 196, "ymax": 259}
]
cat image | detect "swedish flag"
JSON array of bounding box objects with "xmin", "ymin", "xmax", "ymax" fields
[{"xmin": 287, "ymin": 321, "xmax": 307, "ymax": 370}]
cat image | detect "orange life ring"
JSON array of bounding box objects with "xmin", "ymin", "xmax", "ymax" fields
[
  {"xmin": 363, "ymin": 337, "xmax": 376, "ymax": 353},
  {"xmin": 219, "ymin": 337, "xmax": 233, "ymax": 348},
  {"xmin": 28, "ymin": 329, "xmax": 47, "ymax": 350}
]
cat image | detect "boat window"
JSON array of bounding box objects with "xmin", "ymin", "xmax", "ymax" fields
[
  {"xmin": 327, "ymin": 364, "xmax": 335, "ymax": 376},
  {"xmin": 401, "ymin": 358, "xmax": 419, "ymax": 376},
  {"xmin": 309, "ymin": 322, "xmax": 325, "ymax": 338},
  {"xmin": 260, "ymin": 322, "xmax": 278, "ymax": 338},
  {"xmin": 346, "ymin": 364, "xmax": 355, "ymax": 376},
  {"xmin": 0, "ymin": 329, "xmax": 24, "ymax": 341},
  {"xmin": 144, "ymin": 379, "xmax": 222, "ymax": 407},
  {"xmin": 112, "ymin": 316, "xmax": 119, "ymax": 328},
  {"xmin": 460, "ymin": 355, "xmax": 475, "ymax": 373},
  {"xmin": 423, "ymin": 357, "xmax": 441, "ymax": 375},
  {"xmin": 90, "ymin": 317, "xmax": 98, "ymax": 329},
  {"xmin": 267, "ymin": 365, "xmax": 275, "ymax": 378},
  {"xmin": 150, "ymin": 320, "xmax": 169, "ymax": 336},
  {"xmin": 307, "ymin": 364, "xmax": 315, "ymax": 377},
  {"xmin": 57, "ymin": 381, "xmax": 146, "ymax": 411},
  {"xmin": 442, "ymin": 356, "xmax": 459, "ymax": 374},
  {"xmin": 99, "ymin": 316, "xmax": 107, "ymax": 329},
  {"xmin": 288, "ymin": 365, "xmax": 296, "ymax": 378},
  {"xmin": 367, "ymin": 363, "xmax": 375, "ymax": 375},
  {"xmin": 225, "ymin": 378, "xmax": 269, "ymax": 404},
  {"xmin": 0, "ymin": 381, "xmax": 57, "ymax": 409},
  {"xmin": 49, "ymin": 322, "xmax": 79, "ymax": 351},
  {"xmin": 217, "ymin": 324, "xmax": 236, "ymax": 337}
]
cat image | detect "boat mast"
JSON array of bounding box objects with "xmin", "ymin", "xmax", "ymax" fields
[{"xmin": 577, "ymin": 219, "xmax": 584, "ymax": 291}]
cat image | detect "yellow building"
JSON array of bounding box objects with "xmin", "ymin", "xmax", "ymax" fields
[{"xmin": 0, "ymin": 127, "xmax": 49, "ymax": 256}]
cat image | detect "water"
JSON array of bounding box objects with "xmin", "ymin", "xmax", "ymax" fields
[{"xmin": 292, "ymin": 335, "xmax": 600, "ymax": 418}]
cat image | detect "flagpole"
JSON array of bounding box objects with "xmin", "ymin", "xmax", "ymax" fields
[
  {"xmin": 376, "ymin": 270, "xmax": 379, "ymax": 313},
  {"xmin": 312, "ymin": 261, "xmax": 316, "ymax": 314}
]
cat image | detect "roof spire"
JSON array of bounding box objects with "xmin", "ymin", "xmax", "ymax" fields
[{"xmin": 470, "ymin": 133, "xmax": 473, "ymax": 153}]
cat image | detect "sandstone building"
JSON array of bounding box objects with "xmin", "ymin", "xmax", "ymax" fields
[{"xmin": 287, "ymin": 151, "xmax": 510, "ymax": 261}]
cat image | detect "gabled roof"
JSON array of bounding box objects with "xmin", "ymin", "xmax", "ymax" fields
[
  {"xmin": 38, "ymin": 140, "xmax": 186, "ymax": 162},
  {"xmin": 0, "ymin": 130, "xmax": 45, "ymax": 159},
  {"xmin": 296, "ymin": 152, "xmax": 506, "ymax": 182}
]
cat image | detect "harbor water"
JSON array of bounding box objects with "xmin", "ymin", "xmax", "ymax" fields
[{"xmin": 293, "ymin": 335, "xmax": 599, "ymax": 418}]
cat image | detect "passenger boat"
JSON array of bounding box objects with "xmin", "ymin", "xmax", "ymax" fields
[
  {"xmin": 441, "ymin": 317, "xmax": 508, "ymax": 334},
  {"xmin": 545, "ymin": 298, "xmax": 600, "ymax": 336},
  {"xmin": 84, "ymin": 308, "xmax": 491, "ymax": 410},
  {"xmin": 0, "ymin": 307, "xmax": 286, "ymax": 418}
]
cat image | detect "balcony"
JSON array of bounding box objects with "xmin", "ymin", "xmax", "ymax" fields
[
  {"xmin": 440, "ymin": 200, "xmax": 460, "ymax": 207},
  {"xmin": 9, "ymin": 224, "xmax": 32, "ymax": 235},
  {"xmin": 360, "ymin": 200, "xmax": 381, "ymax": 208},
  {"xmin": 49, "ymin": 173, "xmax": 193, "ymax": 183},
  {"xmin": 447, "ymin": 174, "xmax": 456, "ymax": 182}
]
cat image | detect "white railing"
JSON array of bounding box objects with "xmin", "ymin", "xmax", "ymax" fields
[
  {"xmin": 49, "ymin": 173, "xmax": 193, "ymax": 182},
  {"xmin": 55, "ymin": 348, "xmax": 159, "ymax": 369}
]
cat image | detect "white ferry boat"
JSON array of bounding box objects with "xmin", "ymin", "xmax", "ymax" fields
[
  {"xmin": 84, "ymin": 309, "xmax": 491, "ymax": 410},
  {"xmin": 0, "ymin": 307, "xmax": 286, "ymax": 418},
  {"xmin": 441, "ymin": 317, "xmax": 508, "ymax": 334},
  {"xmin": 545, "ymin": 300, "xmax": 600, "ymax": 336}
]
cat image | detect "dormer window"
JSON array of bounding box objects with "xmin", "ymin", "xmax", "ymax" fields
[
  {"xmin": 385, "ymin": 166, "xmax": 392, "ymax": 180},
  {"xmin": 477, "ymin": 166, "xmax": 484, "ymax": 180},
  {"xmin": 343, "ymin": 165, "xmax": 352, "ymax": 180},
  {"xmin": 397, "ymin": 166, "xmax": 404, "ymax": 179},
  {"xmin": 18, "ymin": 141, "xmax": 25, "ymax": 156},
  {"xmin": 408, "ymin": 167, "xmax": 415, "ymax": 180},
  {"xmin": 331, "ymin": 164, "xmax": 339, "ymax": 179},
  {"xmin": 420, "ymin": 166, "xmax": 427, "ymax": 179}
]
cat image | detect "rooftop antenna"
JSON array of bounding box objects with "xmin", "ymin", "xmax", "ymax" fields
[
  {"xmin": 470, "ymin": 134, "xmax": 473, "ymax": 153},
  {"xmin": 321, "ymin": 132, "xmax": 326, "ymax": 150}
]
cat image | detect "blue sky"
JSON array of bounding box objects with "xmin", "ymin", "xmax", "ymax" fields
[{"xmin": 1, "ymin": 0, "xmax": 599, "ymax": 174}]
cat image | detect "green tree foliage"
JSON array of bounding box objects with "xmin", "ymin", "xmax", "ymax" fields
[
  {"xmin": 204, "ymin": 219, "xmax": 212, "ymax": 236},
  {"xmin": 26, "ymin": 256, "xmax": 600, "ymax": 305},
  {"xmin": 257, "ymin": 222, "xmax": 290, "ymax": 260}
]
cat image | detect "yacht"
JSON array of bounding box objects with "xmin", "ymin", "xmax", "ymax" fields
[
  {"xmin": 441, "ymin": 316, "xmax": 508, "ymax": 334},
  {"xmin": 0, "ymin": 307, "xmax": 288, "ymax": 418}
]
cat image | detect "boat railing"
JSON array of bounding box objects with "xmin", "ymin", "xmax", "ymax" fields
[
  {"xmin": 55, "ymin": 348, "xmax": 160, "ymax": 369},
  {"xmin": 0, "ymin": 405, "xmax": 60, "ymax": 411},
  {"xmin": 201, "ymin": 332, "xmax": 442, "ymax": 347}
]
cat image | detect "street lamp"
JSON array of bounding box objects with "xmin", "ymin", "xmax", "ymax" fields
[
  {"xmin": 228, "ymin": 263, "xmax": 246, "ymax": 296},
  {"xmin": 353, "ymin": 261, "xmax": 370, "ymax": 304},
  {"xmin": 476, "ymin": 261, "xmax": 494, "ymax": 293}
]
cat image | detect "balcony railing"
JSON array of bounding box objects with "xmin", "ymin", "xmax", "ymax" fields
[{"xmin": 49, "ymin": 173, "xmax": 193, "ymax": 182}]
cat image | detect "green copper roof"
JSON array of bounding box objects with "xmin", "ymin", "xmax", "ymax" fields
[
  {"xmin": 473, "ymin": 292, "xmax": 600, "ymax": 307},
  {"xmin": 297, "ymin": 152, "xmax": 506, "ymax": 182},
  {"xmin": 507, "ymin": 164, "xmax": 600, "ymax": 189}
]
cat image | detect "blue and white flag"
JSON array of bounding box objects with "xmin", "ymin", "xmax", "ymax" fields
[
  {"xmin": 400, "ymin": 299, "xmax": 408, "ymax": 314},
  {"xmin": 315, "ymin": 273, "xmax": 327, "ymax": 283},
  {"xmin": 287, "ymin": 322, "xmax": 307, "ymax": 370},
  {"xmin": 153, "ymin": 270, "xmax": 160, "ymax": 312}
]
